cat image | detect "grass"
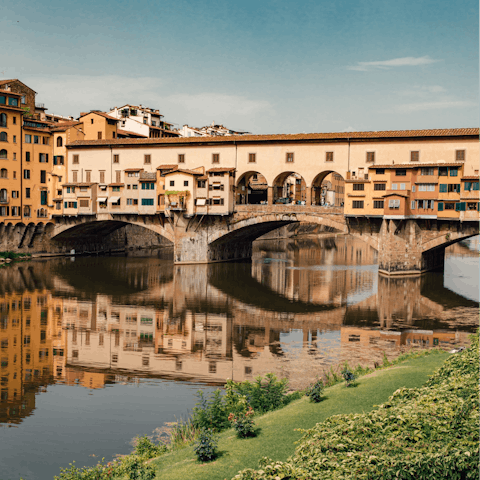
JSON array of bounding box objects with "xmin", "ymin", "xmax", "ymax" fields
[{"xmin": 149, "ymin": 351, "xmax": 450, "ymax": 480}]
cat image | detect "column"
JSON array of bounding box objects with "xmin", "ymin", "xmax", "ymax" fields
[
  {"xmin": 267, "ymin": 186, "xmax": 274, "ymax": 205},
  {"xmin": 305, "ymin": 186, "xmax": 312, "ymax": 206}
]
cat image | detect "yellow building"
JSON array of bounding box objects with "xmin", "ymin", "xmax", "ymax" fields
[
  {"xmin": 78, "ymin": 111, "xmax": 118, "ymax": 140},
  {"xmin": 0, "ymin": 89, "xmax": 23, "ymax": 223}
]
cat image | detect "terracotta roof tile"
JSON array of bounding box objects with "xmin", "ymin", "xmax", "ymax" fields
[
  {"xmin": 108, "ymin": 183, "xmax": 124, "ymax": 187},
  {"xmin": 371, "ymin": 163, "xmax": 464, "ymax": 169},
  {"xmin": 461, "ymin": 176, "xmax": 479, "ymax": 180},
  {"xmin": 156, "ymin": 164, "xmax": 179, "ymax": 170},
  {"xmin": 207, "ymin": 167, "xmax": 236, "ymax": 173},
  {"xmin": 124, "ymin": 168, "xmax": 144, "ymax": 172},
  {"xmin": 0, "ymin": 89, "xmax": 22, "ymax": 97},
  {"xmin": 63, "ymin": 182, "xmax": 96, "ymax": 187},
  {"xmin": 117, "ymin": 128, "xmax": 148, "ymax": 138},
  {"xmin": 139, "ymin": 172, "xmax": 157, "ymax": 181},
  {"xmin": 163, "ymin": 168, "xmax": 204, "ymax": 176},
  {"xmin": 79, "ymin": 111, "xmax": 119, "ymax": 122},
  {"xmin": 66, "ymin": 128, "xmax": 480, "ymax": 148}
]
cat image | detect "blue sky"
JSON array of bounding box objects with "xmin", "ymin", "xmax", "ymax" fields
[{"xmin": 1, "ymin": 0, "xmax": 478, "ymax": 134}]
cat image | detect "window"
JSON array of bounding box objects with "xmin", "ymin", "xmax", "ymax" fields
[
  {"xmin": 141, "ymin": 182, "xmax": 154, "ymax": 190},
  {"xmin": 375, "ymin": 168, "xmax": 385, "ymax": 175},
  {"xmin": 72, "ymin": 171, "xmax": 78, "ymax": 182},
  {"xmin": 53, "ymin": 155, "xmax": 64, "ymax": 165},
  {"xmin": 183, "ymin": 180, "xmax": 189, "ymax": 187},
  {"xmin": 197, "ymin": 180, "xmax": 206, "ymax": 188},
  {"xmin": 23, "ymin": 206, "xmax": 31, "ymax": 217},
  {"xmin": 0, "ymin": 149, "xmax": 6, "ymax": 159},
  {"xmin": 73, "ymin": 155, "xmax": 79, "ymax": 164},
  {"xmin": 445, "ymin": 202, "xmax": 455, "ymax": 210},
  {"xmin": 0, "ymin": 97, "xmax": 5, "ymax": 106},
  {"xmin": 169, "ymin": 180, "xmax": 174, "ymax": 187},
  {"xmin": 132, "ymin": 184, "xmax": 137, "ymax": 190},
  {"xmin": 395, "ymin": 169, "xmax": 406, "ymax": 176},
  {"xmin": 447, "ymin": 184, "xmax": 460, "ymax": 193},
  {"xmin": 455, "ymin": 150, "xmax": 465, "ymax": 161},
  {"xmin": 113, "ymin": 154, "xmax": 119, "ymax": 163},
  {"xmin": 352, "ymin": 183, "xmax": 364, "ymax": 191},
  {"xmin": 97, "ymin": 132, "xmax": 102, "ymax": 140},
  {"xmin": 79, "ymin": 200, "xmax": 89, "ymax": 208},
  {"xmin": 373, "ymin": 200, "xmax": 384, "ymax": 209},
  {"xmin": 325, "ymin": 151, "xmax": 334, "ymax": 162},
  {"xmin": 13, "ymin": 135, "xmax": 16, "ymax": 143},
  {"xmin": 391, "ymin": 183, "xmax": 397, "ymax": 190},
  {"xmin": 388, "ymin": 199, "xmax": 400, "ymax": 209},
  {"xmin": 33, "ymin": 136, "xmax": 39, "ymax": 144},
  {"xmin": 212, "ymin": 153, "xmax": 220, "ymax": 163},
  {"xmin": 21, "ymin": 95, "xmax": 26, "ymax": 104},
  {"xmin": 39, "ymin": 153, "xmax": 47, "ymax": 163},
  {"xmin": 85, "ymin": 171, "xmax": 91, "ymax": 182},
  {"xmin": 400, "ymin": 183, "xmax": 406, "ymax": 190},
  {"xmin": 455, "ymin": 202, "xmax": 466, "ymax": 212},
  {"xmin": 141, "ymin": 199, "xmax": 154, "ymax": 206},
  {"xmin": 12, "ymin": 117, "xmax": 16, "ymax": 125},
  {"xmin": 411, "ymin": 200, "xmax": 416, "ymax": 210},
  {"xmin": 0, "ymin": 132, "xmax": 7, "ymax": 142},
  {"xmin": 286, "ymin": 152, "xmax": 294, "ymax": 163},
  {"xmin": 439, "ymin": 167, "xmax": 448, "ymax": 176},
  {"xmin": 8, "ymin": 97, "xmax": 18, "ymax": 107},
  {"xmin": 418, "ymin": 184, "xmax": 435, "ymax": 192},
  {"xmin": 366, "ymin": 152, "xmax": 375, "ymax": 163},
  {"xmin": 25, "ymin": 188, "xmax": 30, "ymax": 198},
  {"xmin": 112, "ymin": 186, "xmax": 120, "ymax": 192},
  {"xmin": 467, "ymin": 202, "xmax": 477, "ymax": 210},
  {"xmin": 178, "ymin": 154, "xmax": 185, "ymax": 163},
  {"xmin": 373, "ymin": 183, "xmax": 386, "ymax": 191},
  {"xmin": 144, "ymin": 154, "xmax": 151, "ymax": 164},
  {"xmin": 42, "ymin": 137, "xmax": 49, "ymax": 145},
  {"xmin": 212, "ymin": 198, "xmax": 224, "ymax": 205},
  {"xmin": 40, "ymin": 191, "xmax": 47, "ymax": 205},
  {"xmin": 410, "ymin": 151, "xmax": 419, "ymax": 162},
  {"xmin": 57, "ymin": 137, "xmax": 63, "ymax": 147},
  {"xmin": 420, "ymin": 167, "xmax": 434, "ymax": 175},
  {"xmin": 100, "ymin": 171, "xmax": 105, "ymax": 183},
  {"xmin": 352, "ymin": 201, "xmax": 364, "ymax": 209},
  {"xmin": 439, "ymin": 184, "xmax": 447, "ymax": 193},
  {"xmin": 40, "ymin": 170, "xmax": 46, "ymax": 183},
  {"xmin": 449, "ymin": 168, "xmax": 458, "ymax": 177},
  {"xmin": 23, "ymin": 170, "xmax": 30, "ymax": 180},
  {"xmin": 0, "ymin": 169, "xmax": 6, "ymax": 178},
  {"xmin": 115, "ymin": 170, "xmax": 121, "ymax": 183},
  {"xmin": 248, "ymin": 153, "xmax": 256, "ymax": 163}
]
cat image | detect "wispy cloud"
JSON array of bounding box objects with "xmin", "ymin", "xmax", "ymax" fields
[
  {"xmin": 396, "ymin": 100, "xmax": 477, "ymax": 113},
  {"xmin": 347, "ymin": 56, "xmax": 440, "ymax": 72}
]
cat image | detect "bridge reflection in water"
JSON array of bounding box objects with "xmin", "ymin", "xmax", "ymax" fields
[{"xmin": 0, "ymin": 235, "xmax": 477, "ymax": 426}]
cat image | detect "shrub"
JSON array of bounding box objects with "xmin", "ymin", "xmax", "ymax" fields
[
  {"xmin": 192, "ymin": 389, "xmax": 229, "ymax": 432},
  {"xmin": 133, "ymin": 435, "xmax": 166, "ymax": 459},
  {"xmin": 229, "ymin": 406, "xmax": 256, "ymax": 438},
  {"xmin": 193, "ymin": 428, "xmax": 218, "ymax": 462},
  {"xmin": 117, "ymin": 456, "xmax": 155, "ymax": 480},
  {"xmin": 305, "ymin": 378, "xmax": 324, "ymax": 403},
  {"xmin": 341, "ymin": 366, "xmax": 356, "ymax": 387},
  {"xmin": 167, "ymin": 417, "xmax": 199, "ymax": 449}
]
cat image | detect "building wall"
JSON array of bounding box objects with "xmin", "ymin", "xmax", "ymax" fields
[{"xmin": 80, "ymin": 113, "xmax": 117, "ymax": 141}]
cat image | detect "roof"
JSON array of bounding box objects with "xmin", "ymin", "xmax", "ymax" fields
[
  {"xmin": 65, "ymin": 128, "xmax": 480, "ymax": 149},
  {"xmin": 156, "ymin": 164, "xmax": 178, "ymax": 170},
  {"xmin": 79, "ymin": 111, "xmax": 119, "ymax": 122},
  {"xmin": 117, "ymin": 129, "xmax": 148, "ymax": 138},
  {"xmin": 139, "ymin": 172, "xmax": 157, "ymax": 181},
  {"xmin": 108, "ymin": 183, "xmax": 125, "ymax": 187},
  {"xmin": 383, "ymin": 193, "xmax": 409, "ymax": 198},
  {"xmin": 49, "ymin": 121, "xmax": 82, "ymax": 132},
  {"xmin": 0, "ymin": 79, "xmax": 37, "ymax": 94},
  {"xmin": 163, "ymin": 168, "xmax": 204, "ymax": 176},
  {"xmin": 371, "ymin": 163, "xmax": 464, "ymax": 169},
  {"xmin": 124, "ymin": 168, "xmax": 144, "ymax": 172},
  {"xmin": 207, "ymin": 167, "xmax": 236, "ymax": 173},
  {"xmin": 461, "ymin": 176, "xmax": 479, "ymax": 180}
]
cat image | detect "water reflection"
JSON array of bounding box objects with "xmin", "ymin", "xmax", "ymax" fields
[{"xmin": 0, "ymin": 235, "xmax": 477, "ymax": 430}]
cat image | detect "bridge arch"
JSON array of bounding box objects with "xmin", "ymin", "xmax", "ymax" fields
[
  {"xmin": 272, "ymin": 171, "xmax": 307, "ymax": 204},
  {"xmin": 311, "ymin": 170, "xmax": 345, "ymax": 207},
  {"xmin": 236, "ymin": 170, "xmax": 268, "ymax": 205}
]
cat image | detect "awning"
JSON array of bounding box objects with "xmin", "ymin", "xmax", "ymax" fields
[
  {"xmin": 108, "ymin": 196, "xmax": 120, "ymax": 203},
  {"xmin": 196, "ymin": 198, "xmax": 206, "ymax": 206},
  {"xmin": 97, "ymin": 197, "xmax": 108, "ymax": 202}
]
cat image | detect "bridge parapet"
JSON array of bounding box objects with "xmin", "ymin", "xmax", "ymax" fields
[{"xmin": 234, "ymin": 205, "xmax": 343, "ymax": 215}]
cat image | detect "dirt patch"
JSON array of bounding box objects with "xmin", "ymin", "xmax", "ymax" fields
[{"xmin": 361, "ymin": 365, "xmax": 410, "ymax": 380}]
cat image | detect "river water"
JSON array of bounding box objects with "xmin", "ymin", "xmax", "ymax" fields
[{"xmin": 0, "ymin": 234, "xmax": 478, "ymax": 479}]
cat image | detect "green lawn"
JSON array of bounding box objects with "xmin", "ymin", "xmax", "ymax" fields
[{"xmin": 151, "ymin": 352, "xmax": 450, "ymax": 480}]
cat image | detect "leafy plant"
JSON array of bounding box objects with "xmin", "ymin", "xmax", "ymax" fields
[
  {"xmin": 341, "ymin": 367, "xmax": 356, "ymax": 387},
  {"xmin": 229, "ymin": 405, "xmax": 256, "ymax": 438},
  {"xmin": 133, "ymin": 435, "xmax": 166, "ymax": 459},
  {"xmin": 305, "ymin": 378, "xmax": 324, "ymax": 403},
  {"xmin": 192, "ymin": 389, "xmax": 229, "ymax": 432},
  {"xmin": 193, "ymin": 429, "xmax": 218, "ymax": 462},
  {"xmin": 117, "ymin": 456, "xmax": 155, "ymax": 480}
]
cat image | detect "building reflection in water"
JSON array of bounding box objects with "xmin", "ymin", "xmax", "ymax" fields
[{"xmin": 0, "ymin": 235, "xmax": 477, "ymax": 424}]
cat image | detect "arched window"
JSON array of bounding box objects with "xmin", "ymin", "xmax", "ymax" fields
[
  {"xmin": 23, "ymin": 206, "xmax": 31, "ymax": 217},
  {"xmin": 0, "ymin": 169, "xmax": 7, "ymax": 179},
  {"xmin": 0, "ymin": 149, "xmax": 7, "ymax": 159},
  {"xmin": 57, "ymin": 136, "xmax": 63, "ymax": 147},
  {"xmin": 0, "ymin": 132, "xmax": 7, "ymax": 142},
  {"xmin": 0, "ymin": 189, "xmax": 7, "ymax": 202},
  {"xmin": 0, "ymin": 113, "xmax": 6, "ymax": 127}
]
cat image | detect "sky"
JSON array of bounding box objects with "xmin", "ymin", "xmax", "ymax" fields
[{"xmin": 1, "ymin": 0, "xmax": 478, "ymax": 134}]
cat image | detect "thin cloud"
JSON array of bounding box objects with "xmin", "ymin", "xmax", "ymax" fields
[
  {"xmin": 396, "ymin": 100, "xmax": 477, "ymax": 113},
  {"xmin": 348, "ymin": 56, "xmax": 440, "ymax": 72}
]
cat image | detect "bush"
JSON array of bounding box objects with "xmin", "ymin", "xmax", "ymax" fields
[
  {"xmin": 133, "ymin": 435, "xmax": 167, "ymax": 459},
  {"xmin": 229, "ymin": 406, "xmax": 256, "ymax": 438},
  {"xmin": 341, "ymin": 367, "xmax": 356, "ymax": 387},
  {"xmin": 192, "ymin": 389, "xmax": 230, "ymax": 432},
  {"xmin": 117, "ymin": 456, "xmax": 155, "ymax": 480},
  {"xmin": 193, "ymin": 428, "xmax": 218, "ymax": 462},
  {"xmin": 305, "ymin": 378, "xmax": 324, "ymax": 403},
  {"xmin": 234, "ymin": 332, "xmax": 480, "ymax": 480}
]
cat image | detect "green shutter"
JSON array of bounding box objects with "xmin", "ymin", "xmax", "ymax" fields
[
  {"xmin": 450, "ymin": 168, "xmax": 458, "ymax": 177},
  {"xmin": 464, "ymin": 182, "xmax": 472, "ymax": 191},
  {"xmin": 73, "ymin": 202, "xmax": 77, "ymax": 209},
  {"xmin": 439, "ymin": 184, "xmax": 447, "ymax": 193},
  {"xmin": 473, "ymin": 182, "xmax": 479, "ymax": 191},
  {"xmin": 64, "ymin": 202, "xmax": 67, "ymax": 208},
  {"xmin": 437, "ymin": 202, "xmax": 444, "ymax": 211},
  {"xmin": 455, "ymin": 202, "xmax": 466, "ymax": 212}
]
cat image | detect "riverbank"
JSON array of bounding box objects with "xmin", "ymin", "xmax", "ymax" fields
[{"xmin": 148, "ymin": 351, "xmax": 451, "ymax": 480}]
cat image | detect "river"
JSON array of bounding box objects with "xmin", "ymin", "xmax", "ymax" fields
[{"xmin": 0, "ymin": 234, "xmax": 478, "ymax": 479}]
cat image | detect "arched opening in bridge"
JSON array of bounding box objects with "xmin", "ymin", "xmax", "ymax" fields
[
  {"xmin": 272, "ymin": 171, "xmax": 307, "ymax": 204},
  {"xmin": 311, "ymin": 171, "xmax": 345, "ymax": 208},
  {"xmin": 236, "ymin": 171, "xmax": 268, "ymax": 205}
]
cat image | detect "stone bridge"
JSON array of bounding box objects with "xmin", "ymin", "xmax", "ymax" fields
[{"xmin": 0, "ymin": 204, "xmax": 478, "ymax": 275}]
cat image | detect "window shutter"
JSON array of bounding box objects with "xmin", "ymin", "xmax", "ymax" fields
[
  {"xmin": 439, "ymin": 184, "xmax": 447, "ymax": 193},
  {"xmin": 73, "ymin": 202, "xmax": 77, "ymax": 209},
  {"xmin": 64, "ymin": 202, "xmax": 67, "ymax": 208},
  {"xmin": 437, "ymin": 202, "xmax": 444, "ymax": 211}
]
